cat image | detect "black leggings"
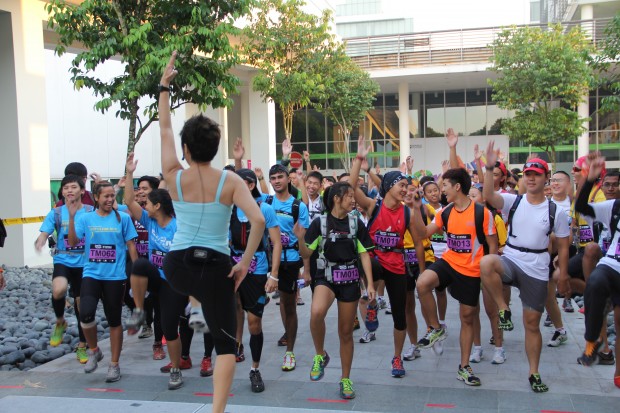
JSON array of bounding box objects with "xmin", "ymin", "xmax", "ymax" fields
[
  {"xmin": 163, "ymin": 249, "xmax": 236, "ymax": 355},
  {"xmin": 79, "ymin": 278, "xmax": 126, "ymax": 327},
  {"xmin": 132, "ymin": 257, "xmax": 188, "ymax": 342},
  {"xmin": 371, "ymin": 259, "xmax": 407, "ymax": 331},
  {"xmin": 127, "ymin": 258, "xmax": 162, "ymax": 341},
  {"xmin": 584, "ymin": 263, "xmax": 620, "ymax": 342}
]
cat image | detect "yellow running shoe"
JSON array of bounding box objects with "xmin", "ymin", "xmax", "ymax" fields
[
  {"xmin": 76, "ymin": 346, "xmax": 88, "ymax": 364},
  {"xmin": 50, "ymin": 321, "xmax": 67, "ymax": 347}
]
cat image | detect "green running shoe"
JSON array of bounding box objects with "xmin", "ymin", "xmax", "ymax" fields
[
  {"xmin": 76, "ymin": 346, "xmax": 88, "ymax": 364},
  {"xmin": 339, "ymin": 378, "xmax": 355, "ymax": 399},
  {"xmin": 50, "ymin": 321, "xmax": 67, "ymax": 347},
  {"xmin": 310, "ymin": 352, "xmax": 330, "ymax": 381}
]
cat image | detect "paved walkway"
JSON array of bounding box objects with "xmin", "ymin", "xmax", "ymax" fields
[{"xmin": 0, "ymin": 287, "xmax": 618, "ymax": 412}]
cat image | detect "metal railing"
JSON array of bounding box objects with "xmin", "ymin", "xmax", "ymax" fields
[{"xmin": 344, "ymin": 18, "xmax": 612, "ymax": 70}]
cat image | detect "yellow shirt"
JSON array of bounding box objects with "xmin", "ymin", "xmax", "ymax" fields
[
  {"xmin": 403, "ymin": 204, "xmax": 435, "ymax": 264},
  {"xmin": 495, "ymin": 214, "xmax": 507, "ymax": 248}
]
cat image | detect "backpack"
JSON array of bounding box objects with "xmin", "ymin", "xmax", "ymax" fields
[
  {"xmin": 367, "ymin": 199, "xmax": 411, "ymax": 234},
  {"xmin": 318, "ymin": 214, "xmax": 358, "ymax": 261},
  {"xmin": 265, "ymin": 195, "xmax": 301, "ymax": 225},
  {"xmin": 230, "ymin": 202, "xmax": 272, "ymax": 272},
  {"xmin": 441, "ymin": 202, "xmax": 490, "ymax": 254},
  {"xmin": 608, "ymin": 199, "xmax": 620, "ymax": 241},
  {"xmin": 505, "ymin": 195, "xmax": 556, "ymax": 254}
]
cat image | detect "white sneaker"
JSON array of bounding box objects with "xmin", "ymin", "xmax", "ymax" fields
[
  {"xmin": 403, "ymin": 344, "xmax": 421, "ymax": 361},
  {"xmin": 359, "ymin": 330, "xmax": 376, "ymax": 343},
  {"xmin": 547, "ymin": 330, "xmax": 568, "ymax": 347},
  {"xmin": 469, "ymin": 346, "xmax": 484, "ymax": 363},
  {"xmin": 281, "ymin": 351, "xmax": 296, "ymax": 371},
  {"xmin": 432, "ymin": 340, "xmax": 444, "ymax": 356},
  {"xmin": 385, "ymin": 303, "xmax": 392, "ymax": 314},
  {"xmin": 377, "ymin": 297, "xmax": 387, "ymax": 310},
  {"xmin": 491, "ymin": 347, "xmax": 506, "ymax": 364},
  {"xmin": 189, "ymin": 309, "xmax": 209, "ymax": 333}
]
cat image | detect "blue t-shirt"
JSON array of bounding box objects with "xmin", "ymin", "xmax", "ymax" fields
[
  {"xmin": 39, "ymin": 205, "xmax": 93, "ymax": 268},
  {"xmin": 138, "ymin": 210, "xmax": 176, "ymax": 280},
  {"xmin": 230, "ymin": 200, "xmax": 279, "ymax": 275},
  {"xmin": 74, "ymin": 210, "xmax": 138, "ymax": 281},
  {"xmin": 268, "ymin": 195, "xmax": 309, "ymax": 262}
]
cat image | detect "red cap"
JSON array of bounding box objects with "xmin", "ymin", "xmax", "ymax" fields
[
  {"xmin": 496, "ymin": 161, "xmax": 508, "ymax": 176},
  {"xmin": 523, "ymin": 158, "xmax": 549, "ymax": 175}
]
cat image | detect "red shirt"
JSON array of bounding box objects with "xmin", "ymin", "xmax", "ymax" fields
[{"xmin": 368, "ymin": 202, "xmax": 407, "ymax": 274}]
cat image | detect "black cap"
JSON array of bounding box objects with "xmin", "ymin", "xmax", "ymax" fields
[
  {"xmin": 236, "ymin": 168, "xmax": 261, "ymax": 198},
  {"xmin": 64, "ymin": 162, "xmax": 87, "ymax": 177},
  {"xmin": 269, "ymin": 164, "xmax": 289, "ymax": 177}
]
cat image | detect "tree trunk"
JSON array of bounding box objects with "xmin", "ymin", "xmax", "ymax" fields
[
  {"xmin": 125, "ymin": 97, "xmax": 139, "ymax": 174},
  {"xmin": 282, "ymin": 104, "xmax": 294, "ymax": 141}
]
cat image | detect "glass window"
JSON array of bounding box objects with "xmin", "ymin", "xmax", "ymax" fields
[
  {"xmin": 424, "ymin": 91, "xmax": 444, "ymax": 138},
  {"xmin": 445, "ymin": 90, "xmax": 465, "ymax": 136},
  {"xmin": 307, "ymin": 109, "xmax": 327, "ymax": 143},
  {"xmin": 487, "ymin": 105, "xmax": 509, "ymax": 136}
]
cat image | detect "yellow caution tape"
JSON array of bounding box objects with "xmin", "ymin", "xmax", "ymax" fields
[{"xmin": 2, "ymin": 216, "xmax": 46, "ymax": 226}]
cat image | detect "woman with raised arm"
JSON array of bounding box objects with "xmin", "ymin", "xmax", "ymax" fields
[{"xmin": 158, "ymin": 51, "xmax": 265, "ymax": 413}]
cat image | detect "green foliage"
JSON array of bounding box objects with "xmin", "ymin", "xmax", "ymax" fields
[
  {"xmin": 489, "ymin": 24, "xmax": 594, "ymax": 162},
  {"xmin": 243, "ymin": 0, "xmax": 338, "ymax": 140},
  {"xmin": 593, "ymin": 13, "xmax": 620, "ymax": 114},
  {"xmin": 46, "ymin": 0, "xmax": 250, "ymax": 155}
]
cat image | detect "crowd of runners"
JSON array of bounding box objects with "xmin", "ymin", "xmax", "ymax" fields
[{"xmin": 19, "ymin": 52, "xmax": 620, "ymax": 413}]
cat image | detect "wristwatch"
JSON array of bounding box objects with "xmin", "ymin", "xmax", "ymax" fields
[{"xmin": 158, "ymin": 84, "xmax": 170, "ymax": 93}]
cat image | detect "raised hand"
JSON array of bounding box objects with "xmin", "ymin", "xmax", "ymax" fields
[
  {"xmin": 312, "ymin": 164, "xmax": 320, "ymax": 171},
  {"xmin": 117, "ymin": 176, "xmax": 127, "ymax": 189},
  {"xmin": 160, "ymin": 50, "xmax": 178, "ymax": 86},
  {"xmin": 586, "ymin": 151, "xmax": 605, "ymax": 181},
  {"xmin": 254, "ymin": 167, "xmax": 264, "ymax": 180},
  {"xmin": 126, "ymin": 152, "xmax": 138, "ymax": 175},
  {"xmin": 406, "ymin": 156, "xmax": 414, "ymax": 173},
  {"xmin": 474, "ymin": 144, "xmax": 483, "ymax": 161},
  {"xmin": 356, "ymin": 136, "xmax": 371, "ymax": 158},
  {"xmin": 303, "ymin": 150, "xmax": 310, "ymax": 162},
  {"xmin": 361, "ymin": 157, "xmax": 369, "ymax": 173},
  {"xmin": 233, "ymin": 137, "xmax": 245, "ymax": 161},
  {"xmin": 446, "ymin": 128, "xmax": 458, "ymax": 148},
  {"xmin": 399, "ymin": 162, "xmax": 407, "ymax": 174},
  {"xmin": 441, "ymin": 160, "xmax": 450, "ymax": 173},
  {"xmin": 485, "ymin": 140, "xmax": 499, "ymax": 168},
  {"xmin": 282, "ymin": 138, "xmax": 293, "ymax": 158}
]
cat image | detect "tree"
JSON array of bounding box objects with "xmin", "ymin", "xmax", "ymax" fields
[
  {"xmin": 315, "ymin": 52, "xmax": 379, "ymax": 170},
  {"xmin": 46, "ymin": 0, "xmax": 250, "ymax": 157},
  {"xmin": 593, "ymin": 13, "xmax": 620, "ymax": 114},
  {"xmin": 242, "ymin": 0, "xmax": 337, "ymax": 143},
  {"xmin": 489, "ymin": 24, "xmax": 594, "ymax": 164}
]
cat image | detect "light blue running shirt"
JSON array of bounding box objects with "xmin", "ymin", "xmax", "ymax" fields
[
  {"xmin": 138, "ymin": 209, "xmax": 176, "ymax": 280},
  {"xmin": 39, "ymin": 205, "xmax": 93, "ymax": 268}
]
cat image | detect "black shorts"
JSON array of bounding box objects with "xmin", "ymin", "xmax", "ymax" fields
[
  {"xmin": 279, "ymin": 260, "xmax": 303, "ymax": 294},
  {"xmin": 568, "ymin": 252, "xmax": 585, "ymax": 280},
  {"xmin": 428, "ymin": 259, "xmax": 480, "ymax": 307},
  {"xmin": 314, "ymin": 278, "xmax": 361, "ymax": 303},
  {"xmin": 238, "ymin": 275, "xmax": 268, "ymax": 317},
  {"xmin": 52, "ymin": 264, "xmax": 83, "ymax": 298},
  {"xmin": 406, "ymin": 261, "xmax": 434, "ymax": 292}
]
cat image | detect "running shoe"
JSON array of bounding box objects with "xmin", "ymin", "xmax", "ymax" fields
[
  {"xmin": 297, "ymin": 296, "xmax": 305, "ymax": 305},
  {"xmin": 547, "ymin": 330, "xmax": 568, "ymax": 347},
  {"xmin": 491, "ymin": 347, "xmax": 506, "ymax": 364},
  {"xmin": 153, "ymin": 343, "xmax": 166, "ymax": 360},
  {"xmin": 403, "ymin": 344, "xmax": 421, "ymax": 361},
  {"xmin": 417, "ymin": 326, "xmax": 446, "ymax": 348},
  {"xmin": 189, "ymin": 309, "xmax": 208, "ymax": 333},
  {"xmin": 353, "ymin": 317, "xmax": 360, "ymax": 330},
  {"xmin": 432, "ymin": 340, "xmax": 444, "ymax": 356},
  {"xmin": 359, "ymin": 330, "xmax": 376, "ymax": 343},
  {"xmin": 277, "ymin": 333, "xmax": 288, "ymax": 347},
  {"xmin": 498, "ymin": 309, "xmax": 514, "ymax": 331},
  {"xmin": 250, "ymin": 369, "xmax": 265, "ymax": 393},
  {"xmin": 126, "ymin": 309, "xmax": 145, "ymax": 335},
  {"xmin": 272, "ymin": 291, "xmax": 280, "ymax": 299},
  {"xmin": 489, "ymin": 336, "xmax": 495, "ymax": 345},
  {"xmin": 578, "ymin": 306, "xmax": 585, "ymax": 314},
  {"xmin": 457, "ymin": 364, "xmax": 481, "ymax": 386},
  {"xmin": 282, "ymin": 351, "xmax": 296, "ymax": 371},
  {"xmin": 310, "ymin": 352, "xmax": 330, "ymax": 381},
  {"xmin": 76, "ymin": 346, "xmax": 88, "ymax": 364},
  {"xmin": 139, "ymin": 324, "xmax": 153, "ymax": 339},
  {"xmin": 577, "ymin": 341, "xmax": 601, "ymax": 366},
  {"xmin": 469, "ymin": 347, "xmax": 484, "ymax": 363},
  {"xmin": 562, "ymin": 297, "xmax": 574, "ymax": 313},
  {"xmin": 168, "ymin": 368, "xmax": 183, "ymax": 390},
  {"xmin": 614, "ymin": 375, "xmax": 620, "ymax": 389},
  {"xmin": 50, "ymin": 321, "xmax": 67, "ymax": 347},
  {"xmin": 364, "ymin": 303, "xmax": 379, "ymax": 332},
  {"xmin": 236, "ymin": 342, "xmax": 245, "ymax": 363},
  {"xmin": 84, "ymin": 347, "xmax": 103, "ymax": 374},
  {"xmin": 391, "ymin": 356, "xmax": 405, "ymax": 378},
  {"xmin": 528, "ymin": 373, "xmax": 549, "ymax": 393},
  {"xmin": 200, "ymin": 356, "xmax": 213, "ymax": 377},
  {"xmin": 339, "ymin": 378, "xmax": 355, "ymax": 399},
  {"xmin": 543, "ymin": 313, "xmax": 553, "ymax": 327},
  {"xmin": 377, "ymin": 297, "xmax": 387, "ymax": 310},
  {"xmin": 385, "ymin": 303, "xmax": 392, "ymax": 315},
  {"xmin": 160, "ymin": 357, "xmax": 192, "ymax": 373},
  {"xmin": 598, "ymin": 350, "xmax": 615, "ymax": 366},
  {"xmin": 105, "ymin": 363, "xmax": 121, "ymax": 383}
]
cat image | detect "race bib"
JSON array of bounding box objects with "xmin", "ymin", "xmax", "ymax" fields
[
  {"xmin": 579, "ymin": 225, "xmax": 594, "ymax": 243},
  {"xmin": 404, "ymin": 248, "xmax": 418, "ymax": 264},
  {"xmin": 447, "ymin": 233, "xmax": 472, "ymax": 253},
  {"xmin": 602, "ymin": 239, "xmax": 612, "ymax": 255},
  {"xmin": 374, "ymin": 231, "xmax": 399, "ymax": 249},
  {"xmin": 136, "ymin": 241, "xmax": 149, "ymax": 257},
  {"xmin": 281, "ymin": 233, "xmax": 291, "ymax": 247},
  {"xmin": 63, "ymin": 235, "xmax": 85, "ymax": 251},
  {"xmin": 150, "ymin": 250, "xmax": 165, "ymax": 269},
  {"xmin": 89, "ymin": 244, "xmax": 116, "ymax": 263},
  {"xmin": 331, "ymin": 264, "xmax": 360, "ymax": 284},
  {"xmin": 232, "ymin": 255, "xmax": 258, "ymax": 273}
]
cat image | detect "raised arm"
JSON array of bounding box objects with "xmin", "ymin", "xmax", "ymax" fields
[
  {"xmin": 350, "ymin": 136, "xmax": 377, "ymax": 215},
  {"xmin": 303, "ymin": 150, "xmax": 312, "ymax": 175},
  {"xmin": 123, "ymin": 153, "xmax": 145, "ymax": 221},
  {"xmin": 446, "ymin": 128, "xmax": 460, "ymax": 169},
  {"xmin": 159, "ymin": 52, "xmax": 183, "ymax": 181},
  {"xmin": 361, "ymin": 157, "xmax": 381, "ymax": 188},
  {"xmin": 233, "ymin": 137, "xmax": 245, "ymax": 171},
  {"xmin": 575, "ymin": 152, "xmax": 605, "ymax": 218},
  {"xmin": 255, "ymin": 167, "xmax": 269, "ymax": 194},
  {"xmin": 474, "ymin": 144, "xmax": 485, "ymax": 184},
  {"xmin": 482, "ymin": 140, "xmax": 505, "ymax": 210}
]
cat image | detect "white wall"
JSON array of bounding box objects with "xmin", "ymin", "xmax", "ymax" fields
[{"xmin": 44, "ymin": 49, "xmax": 187, "ymax": 180}]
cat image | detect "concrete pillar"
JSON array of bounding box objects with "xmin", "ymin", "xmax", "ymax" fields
[
  {"xmin": 576, "ymin": 5, "xmax": 594, "ymax": 158},
  {"xmin": 243, "ymin": 86, "xmax": 277, "ymax": 172},
  {"xmin": 0, "ymin": 2, "xmax": 52, "ymax": 267},
  {"xmin": 398, "ymin": 82, "xmax": 410, "ymax": 163}
]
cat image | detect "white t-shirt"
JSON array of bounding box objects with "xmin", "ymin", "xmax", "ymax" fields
[
  {"xmin": 590, "ymin": 201, "xmax": 620, "ymax": 274},
  {"xmin": 501, "ymin": 193, "xmax": 570, "ymax": 281},
  {"xmin": 307, "ymin": 194, "xmax": 324, "ymax": 222},
  {"xmin": 552, "ymin": 196, "xmax": 572, "ymax": 227}
]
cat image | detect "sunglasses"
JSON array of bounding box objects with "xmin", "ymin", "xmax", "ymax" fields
[
  {"xmin": 524, "ymin": 162, "xmax": 547, "ymax": 171},
  {"xmin": 572, "ymin": 167, "xmax": 582, "ymax": 173}
]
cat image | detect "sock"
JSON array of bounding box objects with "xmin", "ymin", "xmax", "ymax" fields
[
  {"xmin": 52, "ymin": 297, "xmax": 65, "ymax": 319},
  {"xmin": 250, "ymin": 332, "xmax": 264, "ymax": 364},
  {"xmin": 556, "ymin": 327, "xmax": 566, "ymax": 334},
  {"xmin": 191, "ymin": 306, "xmax": 203, "ymax": 315},
  {"xmin": 439, "ymin": 320, "xmax": 446, "ymax": 326},
  {"xmin": 251, "ymin": 367, "xmax": 258, "ymax": 372},
  {"xmin": 495, "ymin": 346, "xmax": 503, "ymax": 351},
  {"xmin": 585, "ymin": 340, "xmax": 597, "ymax": 356},
  {"xmin": 473, "ymin": 345, "xmax": 482, "ymax": 350}
]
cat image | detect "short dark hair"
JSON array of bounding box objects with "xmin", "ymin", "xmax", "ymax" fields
[
  {"xmin": 442, "ymin": 168, "xmax": 471, "ymax": 195},
  {"xmin": 61, "ymin": 174, "xmax": 85, "ymax": 190},
  {"xmin": 148, "ymin": 189, "xmax": 175, "ymax": 217},
  {"xmin": 137, "ymin": 175, "xmax": 160, "ymax": 191},
  {"xmin": 604, "ymin": 171, "xmax": 620, "ymax": 180},
  {"xmin": 553, "ymin": 170, "xmax": 571, "ymax": 180},
  {"xmin": 419, "ymin": 175, "xmax": 435, "ymax": 186},
  {"xmin": 289, "ymin": 167, "xmax": 298, "ymax": 174},
  {"xmin": 338, "ymin": 172, "xmax": 350, "ymax": 181},
  {"xmin": 307, "ymin": 171, "xmax": 323, "ymax": 182},
  {"xmin": 180, "ymin": 114, "xmax": 221, "ymax": 163},
  {"xmin": 64, "ymin": 162, "xmax": 87, "ymax": 177},
  {"xmin": 324, "ymin": 176, "xmax": 336, "ymax": 184}
]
